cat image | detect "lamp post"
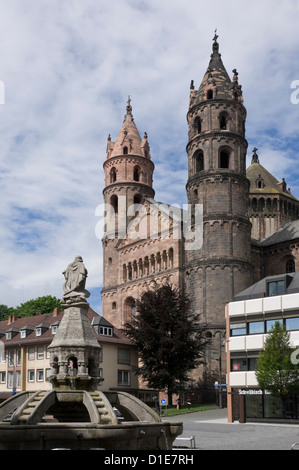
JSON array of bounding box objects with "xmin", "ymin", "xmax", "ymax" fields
[{"xmin": 214, "ymin": 330, "xmax": 224, "ymax": 408}]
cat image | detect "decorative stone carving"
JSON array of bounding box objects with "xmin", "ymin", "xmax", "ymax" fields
[{"xmin": 62, "ymin": 256, "xmax": 90, "ymax": 306}]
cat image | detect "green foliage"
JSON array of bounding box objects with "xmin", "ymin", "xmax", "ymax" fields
[
  {"xmin": 0, "ymin": 304, "xmax": 14, "ymax": 321},
  {"xmin": 255, "ymin": 321, "xmax": 299, "ymax": 398},
  {"xmin": 0, "ymin": 296, "xmax": 63, "ymax": 320},
  {"xmin": 124, "ymin": 283, "xmax": 210, "ymax": 402}
]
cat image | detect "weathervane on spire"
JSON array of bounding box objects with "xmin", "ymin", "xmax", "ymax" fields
[
  {"xmin": 126, "ymin": 94, "xmax": 132, "ymax": 114},
  {"xmin": 212, "ymin": 28, "xmax": 219, "ymax": 54},
  {"xmin": 213, "ymin": 28, "xmax": 218, "ymax": 43}
]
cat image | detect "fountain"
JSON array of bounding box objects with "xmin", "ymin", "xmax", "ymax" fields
[{"xmin": 0, "ymin": 257, "xmax": 182, "ymax": 450}]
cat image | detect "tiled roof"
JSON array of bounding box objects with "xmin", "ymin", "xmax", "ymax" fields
[
  {"xmin": 0, "ymin": 308, "xmax": 132, "ymax": 347},
  {"xmin": 259, "ymin": 219, "xmax": 299, "ymax": 247}
]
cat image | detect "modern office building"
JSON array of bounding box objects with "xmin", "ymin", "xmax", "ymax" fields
[{"xmin": 226, "ymin": 272, "xmax": 299, "ymax": 422}]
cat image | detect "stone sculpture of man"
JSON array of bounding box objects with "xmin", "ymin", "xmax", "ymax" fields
[{"xmin": 62, "ymin": 256, "xmax": 89, "ymax": 296}]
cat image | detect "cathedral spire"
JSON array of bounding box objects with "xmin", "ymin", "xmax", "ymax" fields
[{"xmin": 188, "ymin": 32, "xmax": 244, "ymax": 107}]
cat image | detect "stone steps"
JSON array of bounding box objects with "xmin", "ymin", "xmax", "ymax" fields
[{"xmin": 90, "ymin": 392, "xmax": 113, "ymax": 424}]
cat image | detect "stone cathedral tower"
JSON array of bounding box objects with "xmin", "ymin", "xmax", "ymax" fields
[
  {"xmin": 185, "ymin": 34, "xmax": 253, "ymax": 375},
  {"xmin": 101, "ymin": 98, "xmax": 155, "ymax": 325}
]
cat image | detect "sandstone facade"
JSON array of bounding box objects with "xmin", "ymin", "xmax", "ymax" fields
[{"xmin": 101, "ymin": 35, "xmax": 299, "ymax": 384}]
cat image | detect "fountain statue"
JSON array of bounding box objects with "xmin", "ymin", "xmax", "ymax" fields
[{"xmin": 0, "ymin": 257, "xmax": 182, "ymax": 450}]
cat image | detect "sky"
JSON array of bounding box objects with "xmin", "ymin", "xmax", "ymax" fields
[{"xmin": 1, "ymin": 0, "xmax": 299, "ymax": 314}]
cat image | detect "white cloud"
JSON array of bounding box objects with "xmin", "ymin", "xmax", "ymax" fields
[{"xmin": 1, "ymin": 0, "xmax": 299, "ymax": 312}]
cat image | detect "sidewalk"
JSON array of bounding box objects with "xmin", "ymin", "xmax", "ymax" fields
[{"xmin": 165, "ymin": 408, "xmax": 299, "ymax": 450}]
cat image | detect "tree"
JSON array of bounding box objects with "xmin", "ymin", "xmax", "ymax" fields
[
  {"xmin": 255, "ymin": 321, "xmax": 299, "ymax": 413},
  {"xmin": 0, "ymin": 304, "xmax": 14, "ymax": 321},
  {"xmin": 124, "ymin": 283, "xmax": 210, "ymax": 405},
  {"xmin": 8, "ymin": 296, "xmax": 63, "ymax": 318}
]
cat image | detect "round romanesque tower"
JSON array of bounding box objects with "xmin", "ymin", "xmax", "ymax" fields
[
  {"xmin": 101, "ymin": 98, "xmax": 155, "ymax": 326},
  {"xmin": 185, "ymin": 35, "xmax": 253, "ymax": 382}
]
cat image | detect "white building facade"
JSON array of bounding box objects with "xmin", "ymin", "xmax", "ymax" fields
[{"xmin": 226, "ymin": 273, "xmax": 299, "ymax": 422}]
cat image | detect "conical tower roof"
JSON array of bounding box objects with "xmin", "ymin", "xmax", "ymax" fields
[
  {"xmin": 107, "ymin": 97, "xmax": 150, "ymax": 159},
  {"xmin": 189, "ymin": 32, "xmax": 244, "ymax": 105}
]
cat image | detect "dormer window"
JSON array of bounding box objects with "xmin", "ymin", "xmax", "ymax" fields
[
  {"xmin": 6, "ymin": 328, "xmax": 19, "ymax": 340},
  {"xmin": 123, "ymin": 146, "xmax": 128, "ymax": 155},
  {"xmin": 256, "ymin": 174, "xmax": 264, "ymax": 189},
  {"xmin": 99, "ymin": 326, "xmax": 113, "ymax": 337},
  {"xmin": 268, "ymin": 280, "xmax": 285, "ymax": 297},
  {"xmin": 207, "ymin": 89, "xmax": 213, "ymax": 100},
  {"xmin": 20, "ymin": 326, "xmax": 34, "ymax": 338},
  {"xmin": 52, "ymin": 325, "xmax": 58, "ymax": 335},
  {"xmin": 35, "ymin": 323, "xmax": 50, "ymax": 337}
]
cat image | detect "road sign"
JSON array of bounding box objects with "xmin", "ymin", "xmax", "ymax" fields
[{"xmin": 161, "ymin": 399, "xmax": 166, "ymax": 405}]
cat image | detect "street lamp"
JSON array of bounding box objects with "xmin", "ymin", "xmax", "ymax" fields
[{"xmin": 213, "ymin": 330, "xmax": 225, "ymax": 408}]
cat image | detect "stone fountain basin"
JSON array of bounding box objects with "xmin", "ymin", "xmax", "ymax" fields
[
  {"xmin": 0, "ymin": 390, "xmax": 182, "ymax": 450},
  {"xmin": 0, "ymin": 421, "xmax": 182, "ymax": 450}
]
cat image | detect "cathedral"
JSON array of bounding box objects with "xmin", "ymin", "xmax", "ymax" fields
[{"xmin": 100, "ymin": 34, "xmax": 299, "ymax": 386}]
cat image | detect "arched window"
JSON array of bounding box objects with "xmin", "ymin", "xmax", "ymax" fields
[
  {"xmin": 123, "ymin": 264, "xmax": 127, "ymax": 282},
  {"xmin": 133, "ymin": 166, "xmax": 140, "ymax": 181},
  {"xmin": 110, "ymin": 194, "xmax": 118, "ymax": 214},
  {"xmin": 123, "ymin": 146, "xmax": 128, "ymax": 155},
  {"xmin": 67, "ymin": 356, "xmax": 78, "ymax": 376},
  {"xmin": 194, "ymin": 117, "xmax": 201, "ymax": 134},
  {"xmin": 124, "ymin": 297, "xmax": 136, "ymax": 323},
  {"xmin": 193, "ymin": 150, "xmax": 204, "ymax": 173},
  {"xmin": 207, "ymin": 89, "xmax": 213, "ymax": 100},
  {"xmin": 219, "ymin": 149, "xmax": 229, "ymax": 169},
  {"xmin": 219, "ymin": 113, "xmax": 228, "ymax": 130},
  {"xmin": 286, "ymin": 259, "xmax": 295, "ymax": 273},
  {"xmin": 258, "ymin": 198, "xmax": 264, "ymax": 212},
  {"xmin": 110, "ymin": 167, "xmax": 117, "ymax": 183}
]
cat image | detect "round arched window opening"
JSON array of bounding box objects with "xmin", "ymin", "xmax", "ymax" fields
[
  {"xmin": 110, "ymin": 194, "xmax": 118, "ymax": 214},
  {"xmin": 133, "ymin": 166, "xmax": 140, "ymax": 182},
  {"xmin": 193, "ymin": 150, "xmax": 204, "ymax": 173},
  {"xmin": 219, "ymin": 149, "xmax": 230, "ymax": 169},
  {"xmin": 110, "ymin": 167, "xmax": 117, "ymax": 183},
  {"xmin": 124, "ymin": 297, "xmax": 136, "ymax": 324}
]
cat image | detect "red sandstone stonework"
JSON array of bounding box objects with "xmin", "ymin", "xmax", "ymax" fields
[{"xmin": 101, "ymin": 36, "xmax": 299, "ymax": 384}]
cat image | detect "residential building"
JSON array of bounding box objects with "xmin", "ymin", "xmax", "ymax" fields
[{"xmin": 0, "ymin": 308, "xmax": 157, "ymax": 403}]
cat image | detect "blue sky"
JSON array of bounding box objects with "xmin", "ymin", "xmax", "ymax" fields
[{"xmin": 1, "ymin": 0, "xmax": 299, "ymax": 313}]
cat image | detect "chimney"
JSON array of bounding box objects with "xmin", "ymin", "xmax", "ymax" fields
[{"xmin": 53, "ymin": 308, "xmax": 61, "ymax": 317}]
